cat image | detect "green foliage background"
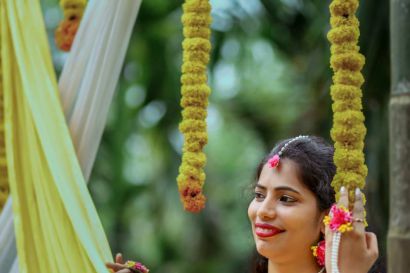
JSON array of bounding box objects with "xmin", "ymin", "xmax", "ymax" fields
[{"xmin": 42, "ymin": 0, "xmax": 389, "ymax": 272}]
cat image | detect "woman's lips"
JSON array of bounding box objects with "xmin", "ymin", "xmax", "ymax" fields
[{"xmin": 255, "ymin": 223, "xmax": 285, "ymax": 238}]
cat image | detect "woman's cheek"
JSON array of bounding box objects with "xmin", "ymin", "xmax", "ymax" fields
[
  {"xmin": 276, "ymin": 205, "xmax": 302, "ymax": 227},
  {"xmin": 248, "ymin": 200, "xmax": 257, "ymax": 222}
]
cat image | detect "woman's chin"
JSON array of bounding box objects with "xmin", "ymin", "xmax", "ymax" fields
[{"xmin": 255, "ymin": 240, "xmax": 284, "ymax": 259}]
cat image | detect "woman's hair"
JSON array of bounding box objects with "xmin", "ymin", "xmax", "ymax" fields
[{"xmin": 251, "ymin": 136, "xmax": 336, "ymax": 273}]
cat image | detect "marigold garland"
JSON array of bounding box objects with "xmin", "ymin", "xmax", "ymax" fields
[
  {"xmin": 177, "ymin": 0, "xmax": 212, "ymax": 213},
  {"xmin": 55, "ymin": 0, "xmax": 87, "ymax": 51},
  {"xmin": 0, "ymin": 20, "xmax": 9, "ymax": 212},
  {"xmin": 328, "ymin": 0, "xmax": 368, "ymax": 209}
]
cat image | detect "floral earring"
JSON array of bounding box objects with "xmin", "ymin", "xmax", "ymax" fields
[{"xmin": 311, "ymin": 240, "xmax": 326, "ymax": 266}]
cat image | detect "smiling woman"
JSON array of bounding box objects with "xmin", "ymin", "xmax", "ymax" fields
[{"xmin": 248, "ymin": 136, "xmax": 379, "ymax": 273}]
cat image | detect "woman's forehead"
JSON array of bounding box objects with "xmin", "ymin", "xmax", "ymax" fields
[{"xmin": 258, "ymin": 159, "xmax": 305, "ymax": 190}]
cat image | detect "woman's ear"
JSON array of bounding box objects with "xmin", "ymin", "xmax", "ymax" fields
[{"xmin": 319, "ymin": 209, "xmax": 330, "ymax": 235}]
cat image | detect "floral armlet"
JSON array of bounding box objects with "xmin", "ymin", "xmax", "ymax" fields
[
  {"xmin": 108, "ymin": 260, "xmax": 149, "ymax": 273},
  {"xmin": 125, "ymin": 261, "xmax": 149, "ymax": 273}
]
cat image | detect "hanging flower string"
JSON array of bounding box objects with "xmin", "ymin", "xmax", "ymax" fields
[
  {"xmin": 0, "ymin": 23, "xmax": 9, "ymax": 212},
  {"xmin": 327, "ymin": 1, "xmax": 367, "ymax": 272},
  {"xmin": 177, "ymin": 0, "xmax": 212, "ymax": 213},
  {"xmin": 328, "ymin": 0, "xmax": 367, "ymax": 207},
  {"xmin": 55, "ymin": 0, "xmax": 87, "ymax": 52}
]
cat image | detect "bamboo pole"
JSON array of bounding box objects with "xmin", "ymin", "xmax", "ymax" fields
[{"xmin": 388, "ymin": 0, "xmax": 410, "ymax": 271}]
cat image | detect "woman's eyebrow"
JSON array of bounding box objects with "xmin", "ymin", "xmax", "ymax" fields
[
  {"xmin": 274, "ymin": 186, "xmax": 301, "ymax": 194},
  {"xmin": 255, "ymin": 183, "xmax": 267, "ymax": 190}
]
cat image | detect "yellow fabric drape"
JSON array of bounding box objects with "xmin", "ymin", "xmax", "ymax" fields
[
  {"xmin": 0, "ymin": 6, "xmax": 8, "ymax": 211},
  {"xmin": 1, "ymin": 1, "xmax": 112, "ymax": 272}
]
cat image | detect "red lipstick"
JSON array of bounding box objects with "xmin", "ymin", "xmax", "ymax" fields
[{"xmin": 255, "ymin": 223, "xmax": 285, "ymax": 238}]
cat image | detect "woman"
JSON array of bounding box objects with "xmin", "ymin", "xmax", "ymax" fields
[
  {"xmin": 107, "ymin": 136, "xmax": 379, "ymax": 273},
  {"xmin": 249, "ymin": 136, "xmax": 379, "ymax": 273}
]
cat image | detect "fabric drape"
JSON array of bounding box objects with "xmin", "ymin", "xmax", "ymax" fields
[{"xmin": 0, "ymin": 0, "xmax": 140, "ymax": 272}]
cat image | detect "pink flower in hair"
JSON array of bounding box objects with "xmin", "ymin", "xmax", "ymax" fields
[{"xmin": 268, "ymin": 154, "xmax": 280, "ymax": 168}]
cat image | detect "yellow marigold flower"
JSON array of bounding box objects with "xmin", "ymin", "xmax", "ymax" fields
[
  {"xmin": 330, "ymin": 52, "xmax": 365, "ymax": 71},
  {"xmin": 333, "ymin": 70, "xmax": 364, "ymax": 87},
  {"xmin": 330, "ymin": 16, "xmax": 359, "ymax": 28},
  {"xmin": 331, "ymin": 43, "xmax": 360, "ymax": 55},
  {"xmin": 311, "ymin": 246, "xmax": 318, "ymax": 257},
  {"xmin": 177, "ymin": 0, "xmax": 212, "ymax": 213},
  {"xmin": 181, "ymin": 74, "xmax": 208, "ymax": 86},
  {"xmin": 55, "ymin": 18, "xmax": 80, "ymax": 52},
  {"xmin": 328, "ymin": 26, "xmax": 359, "ymax": 44},
  {"xmin": 334, "ymin": 149, "xmax": 365, "ymax": 169},
  {"xmin": 338, "ymin": 223, "xmax": 353, "ymax": 233},
  {"xmin": 55, "ymin": 0, "xmax": 87, "ymax": 51},
  {"xmin": 183, "ymin": 28, "xmax": 211, "ymax": 39},
  {"xmin": 332, "ymin": 97, "xmax": 362, "ymax": 112},
  {"xmin": 323, "ymin": 215, "xmax": 331, "ymax": 225},
  {"xmin": 329, "ymin": 0, "xmax": 358, "ymax": 16},
  {"xmin": 330, "ymin": 124, "xmax": 366, "ymax": 145},
  {"xmin": 182, "ymin": 107, "xmax": 207, "ymax": 120},
  {"xmin": 330, "ymin": 85, "xmax": 362, "ymax": 100}
]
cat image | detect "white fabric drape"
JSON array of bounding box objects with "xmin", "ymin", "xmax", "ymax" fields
[
  {"xmin": 60, "ymin": 0, "xmax": 142, "ymax": 181},
  {"xmin": 0, "ymin": 198, "xmax": 15, "ymax": 272},
  {"xmin": 0, "ymin": 0, "xmax": 141, "ymax": 272}
]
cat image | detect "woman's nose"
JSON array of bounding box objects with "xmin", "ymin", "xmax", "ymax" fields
[{"xmin": 257, "ymin": 199, "xmax": 276, "ymax": 220}]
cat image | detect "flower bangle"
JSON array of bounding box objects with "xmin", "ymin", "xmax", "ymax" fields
[
  {"xmin": 125, "ymin": 261, "xmax": 149, "ymax": 273},
  {"xmin": 323, "ymin": 204, "xmax": 353, "ymax": 233}
]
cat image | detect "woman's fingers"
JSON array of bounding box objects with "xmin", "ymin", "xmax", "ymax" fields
[
  {"xmin": 338, "ymin": 186, "xmax": 349, "ymax": 208},
  {"xmin": 352, "ymin": 188, "xmax": 366, "ymax": 233},
  {"xmin": 117, "ymin": 270, "xmax": 132, "ymax": 273},
  {"xmin": 115, "ymin": 253, "xmax": 124, "ymax": 264},
  {"xmin": 106, "ymin": 262, "xmax": 127, "ymax": 271},
  {"xmin": 365, "ymin": 232, "xmax": 379, "ymax": 259}
]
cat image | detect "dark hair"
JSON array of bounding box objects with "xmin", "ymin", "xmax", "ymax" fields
[
  {"xmin": 251, "ymin": 136, "xmax": 382, "ymax": 273},
  {"xmin": 252, "ymin": 136, "xmax": 336, "ymax": 273}
]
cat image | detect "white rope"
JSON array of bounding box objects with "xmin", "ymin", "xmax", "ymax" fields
[{"xmin": 331, "ymin": 232, "xmax": 342, "ymax": 273}]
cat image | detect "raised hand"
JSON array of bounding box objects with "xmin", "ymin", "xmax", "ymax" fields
[
  {"xmin": 325, "ymin": 187, "xmax": 379, "ymax": 273},
  {"xmin": 106, "ymin": 253, "xmax": 132, "ymax": 273}
]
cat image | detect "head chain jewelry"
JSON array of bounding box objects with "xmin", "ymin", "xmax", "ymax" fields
[{"xmin": 268, "ymin": 135, "xmax": 309, "ymax": 168}]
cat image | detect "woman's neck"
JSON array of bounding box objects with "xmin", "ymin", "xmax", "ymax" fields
[{"xmin": 267, "ymin": 254, "xmax": 322, "ymax": 273}]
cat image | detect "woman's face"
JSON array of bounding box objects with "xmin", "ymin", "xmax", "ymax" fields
[{"xmin": 248, "ymin": 158, "xmax": 326, "ymax": 263}]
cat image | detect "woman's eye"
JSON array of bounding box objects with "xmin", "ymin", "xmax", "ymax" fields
[
  {"xmin": 279, "ymin": 195, "xmax": 296, "ymax": 203},
  {"xmin": 254, "ymin": 192, "xmax": 265, "ymax": 200}
]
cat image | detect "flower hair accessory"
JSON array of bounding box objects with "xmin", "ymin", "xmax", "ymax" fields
[
  {"xmin": 125, "ymin": 260, "xmax": 149, "ymax": 273},
  {"xmin": 268, "ymin": 135, "xmax": 309, "ymax": 168}
]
